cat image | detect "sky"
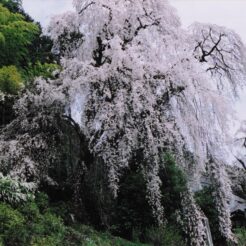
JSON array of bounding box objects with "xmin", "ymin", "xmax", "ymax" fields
[
  {"xmin": 22, "ymin": 0, "xmax": 246, "ymax": 42},
  {"xmin": 22, "ymin": 0, "xmax": 246, "ymax": 121}
]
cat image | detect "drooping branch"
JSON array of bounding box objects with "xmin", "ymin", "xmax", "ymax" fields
[
  {"xmin": 78, "ymin": 1, "xmax": 95, "ymax": 15},
  {"xmin": 194, "ymin": 28, "xmax": 225, "ymax": 62},
  {"xmin": 123, "ymin": 7, "xmax": 160, "ymax": 46},
  {"xmin": 194, "ymin": 27, "xmax": 235, "ymax": 77},
  {"xmin": 234, "ymin": 156, "xmax": 246, "ymax": 171}
]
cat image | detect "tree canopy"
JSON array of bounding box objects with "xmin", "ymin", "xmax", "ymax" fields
[{"xmin": 0, "ymin": 4, "xmax": 39, "ymax": 67}]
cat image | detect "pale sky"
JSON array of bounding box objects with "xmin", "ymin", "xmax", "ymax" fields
[
  {"xmin": 22, "ymin": 0, "xmax": 246, "ymax": 42},
  {"xmin": 22, "ymin": 0, "xmax": 246, "ymax": 121}
]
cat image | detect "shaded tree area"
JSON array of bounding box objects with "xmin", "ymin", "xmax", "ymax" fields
[{"xmin": 0, "ymin": 0, "xmax": 58, "ymax": 127}]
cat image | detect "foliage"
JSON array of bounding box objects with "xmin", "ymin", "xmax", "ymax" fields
[
  {"xmin": 145, "ymin": 226, "xmax": 186, "ymax": 246},
  {"xmin": 234, "ymin": 228, "xmax": 246, "ymax": 246},
  {"xmin": 0, "ymin": 203, "xmax": 24, "ymax": 243},
  {"xmin": 0, "ymin": 191, "xmax": 149, "ymax": 246},
  {"xmin": 195, "ymin": 186, "xmax": 218, "ymax": 221},
  {"xmin": 161, "ymin": 153, "xmax": 187, "ymax": 217},
  {"xmin": 0, "ymin": 3, "xmax": 56, "ymax": 89},
  {"xmin": 23, "ymin": 62, "xmax": 60, "ymax": 83},
  {"xmin": 107, "ymin": 154, "xmax": 187, "ymax": 243},
  {"xmin": 0, "ymin": 173, "xmax": 36, "ymax": 205},
  {"xmin": 35, "ymin": 192, "xmax": 49, "ymax": 212},
  {"xmin": 0, "ymin": 4, "xmax": 39, "ymax": 67},
  {"xmin": 113, "ymin": 167, "xmax": 155, "ymax": 240},
  {"xmin": 64, "ymin": 225, "xmax": 149, "ymax": 246},
  {"xmin": 194, "ymin": 186, "xmax": 225, "ymax": 244},
  {"xmin": 0, "ymin": 0, "xmax": 23, "ymax": 15},
  {"xmin": 0, "ymin": 65, "xmax": 23, "ymax": 94}
]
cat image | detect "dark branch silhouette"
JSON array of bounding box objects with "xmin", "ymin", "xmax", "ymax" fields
[
  {"xmin": 194, "ymin": 27, "xmax": 234, "ymax": 77},
  {"xmin": 235, "ymin": 156, "xmax": 246, "ymax": 171},
  {"xmin": 78, "ymin": 1, "xmax": 95, "ymax": 15}
]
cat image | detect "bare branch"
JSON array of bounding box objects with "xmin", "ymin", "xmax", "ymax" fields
[{"xmin": 78, "ymin": 1, "xmax": 95, "ymax": 15}]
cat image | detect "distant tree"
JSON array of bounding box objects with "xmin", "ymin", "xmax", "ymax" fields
[
  {"xmin": 0, "ymin": 0, "xmax": 22, "ymax": 13},
  {"xmin": 0, "ymin": 4, "xmax": 39, "ymax": 67},
  {"xmin": 0, "ymin": 0, "xmax": 33, "ymax": 21}
]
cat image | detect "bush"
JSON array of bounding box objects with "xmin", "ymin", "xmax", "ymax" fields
[
  {"xmin": 0, "ymin": 203, "xmax": 25, "ymax": 244},
  {"xmin": 0, "ymin": 191, "xmax": 147, "ymax": 246},
  {"xmin": 30, "ymin": 212, "xmax": 65, "ymax": 245},
  {"xmin": 113, "ymin": 168, "xmax": 154, "ymax": 240},
  {"xmin": 0, "ymin": 65, "xmax": 23, "ymax": 94},
  {"xmin": 145, "ymin": 226, "xmax": 186, "ymax": 246},
  {"xmin": 0, "ymin": 173, "xmax": 36, "ymax": 205},
  {"xmin": 160, "ymin": 153, "xmax": 187, "ymax": 217},
  {"xmin": 234, "ymin": 228, "xmax": 246, "ymax": 246},
  {"xmin": 0, "ymin": 195, "xmax": 66, "ymax": 245},
  {"xmin": 35, "ymin": 192, "xmax": 49, "ymax": 212}
]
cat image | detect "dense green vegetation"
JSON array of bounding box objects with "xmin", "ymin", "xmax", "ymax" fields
[
  {"xmin": 0, "ymin": 4, "xmax": 39, "ymax": 67},
  {"xmin": 0, "ymin": 1, "xmax": 58, "ymax": 128},
  {"xmin": 195, "ymin": 186, "xmax": 222, "ymax": 243},
  {"xmin": 0, "ymin": 65, "xmax": 23, "ymax": 94},
  {"xmin": 0, "ymin": 194, "xmax": 149, "ymax": 246},
  {"xmin": 234, "ymin": 228, "xmax": 246, "ymax": 246},
  {"xmin": 0, "ymin": 2, "xmax": 57, "ymax": 95}
]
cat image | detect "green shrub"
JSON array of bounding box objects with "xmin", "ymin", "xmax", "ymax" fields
[
  {"xmin": 0, "ymin": 203, "xmax": 25, "ymax": 243},
  {"xmin": 234, "ymin": 228, "xmax": 246, "ymax": 246},
  {"xmin": 0, "ymin": 65, "xmax": 23, "ymax": 94},
  {"xmin": 113, "ymin": 169, "xmax": 154, "ymax": 239},
  {"xmin": 64, "ymin": 224, "xmax": 149, "ymax": 246},
  {"xmin": 0, "ymin": 195, "xmax": 65, "ymax": 245},
  {"xmin": 159, "ymin": 153, "xmax": 187, "ymax": 232},
  {"xmin": 0, "ymin": 173, "xmax": 35, "ymax": 205},
  {"xmin": 194, "ymin": 186, "xmax": 223, "ymax": 244},
  {"xmin": 19, "ymin": 201, "xmax": 40, "ymax": 220},
  {"xmin": 35, "ymin": 192, "xmax": 49, "ymax": 212},
  {"xmin": 0, "ymin": 191, "xmax": 150, "ymax": 246},
  {"xmin": 145, "ymin": 225, "xmax": 186, "ymax": 246}
]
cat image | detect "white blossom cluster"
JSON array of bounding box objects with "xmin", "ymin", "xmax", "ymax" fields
[
  {"xmin": 207, "ymin": 159, "xmax": 237, "ymax": 243},
  {"xmin": 180, "ymin": 191, "xmax": 210, "ymax": 245},
  {"xmin": 0, "ymin": 78, "xmax": 65, "ymax": 184}
]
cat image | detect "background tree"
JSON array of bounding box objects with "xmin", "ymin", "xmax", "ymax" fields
[{"xmin": 0, "ymin": 4, "xmax": 39, "ymax": 67}]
